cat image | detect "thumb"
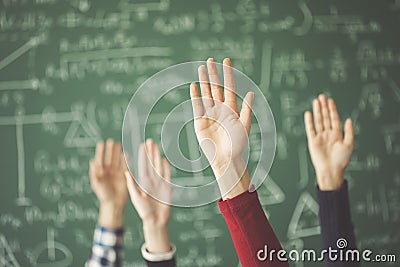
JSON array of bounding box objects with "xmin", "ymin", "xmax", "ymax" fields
[
  {"xmin": 125, "ymin": 171, "xmax": 141, "ymax": 199},
  {"xmin": 343, "ymin": 118, "xmax": 354, "ymax": 148},
  {"xmin": 239, "ymin": 91, "xmax": 254, "ymax": 135},
  {"xmin": 89, "ymin": 159, "xmax": 100, "ymax": 184}
]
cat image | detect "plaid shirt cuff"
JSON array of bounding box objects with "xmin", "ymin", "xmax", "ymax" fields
[{"xmin": 85, "ymin": 225, "xmax": 124, "ymax": 267}]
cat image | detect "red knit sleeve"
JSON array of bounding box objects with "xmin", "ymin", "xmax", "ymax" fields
[{"xmin": 218, "ymin": 190, "xmax": 289, "ymax": 267}]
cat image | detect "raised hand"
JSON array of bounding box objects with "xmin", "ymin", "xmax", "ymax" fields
[
  {"xmin": 125, "ymin": 139, "xmax": 172, "ymax": 253},
  {"xmin": 190, "ymin": 58, "xmax": 254, "ymax": 199},
  {"xmin": 89, "ymin": 139, "xmax": 128, "ymax": 228},
  {"xmin": 304, "ymin": 94, "xmax": 354, "ymax": 191}
]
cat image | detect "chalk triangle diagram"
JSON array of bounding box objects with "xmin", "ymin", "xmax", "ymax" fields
[
  {"xmin": 64, "ymin": 118, "xmax": 100, "ymax": 147},
  {"xmin": 287, "ymin": 191, "xmax": 320, "ymax": 239},
  {"xmin": 0, "ymin": 36, "xmax": 42, "ymax": 72},
  {"xmin": 0, "ymin": 234, "xmax": 20, "ymax": 267},
  {"xmin": 257, "ymin": 175, "xmax": 286, "ymax": 205},
  {"xmin": 0, "ymin": 36, "xmax": 44, "ymax": 91}
]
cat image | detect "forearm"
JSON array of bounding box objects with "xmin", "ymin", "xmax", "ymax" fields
[
  {"xmin": 212, "ymin": 157, "xmax": 251, "ymax": 200},
  {"xmin": 315, "ymin": 169, "xmax": 345, "ymax": 191},
  {"xmin": 143, "ymin": 222, "xmax": 171, "ymax": 253},
  {"xmin": 142, "ymin": 222, "xmax": 176, "ymax": 267},
  {"xmin": 86, "ymin": 225, "xmax": 124, "ymax": 267},
  {"xmin": 317, "ymin": 180, "xmax": 359, "ymax": 267},
  {"xmin": 219, "ymin": 190, "xmax": 288, "ymax": 267},
  {"xmin": 213, "ymin": 158, "xmax": 288, "ymax": 266},
  {"xmin": 98, "ymin": 203, "xmax": 125, "ymax": 228},
  {"xmin": 87, "ymin": 204, "xmax": 125, "ymax": 267}
]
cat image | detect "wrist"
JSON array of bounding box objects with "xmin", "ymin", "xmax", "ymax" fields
[
  {"xmin": 210, "ymin": 157, "xmax": 230, "ymax": 174},
  {"xmin": 98, "ymin": 202, "xmax": 125, "ymax": 228},
  {"xmin": 211, "ymin": 156, "xmax": 243, "ymax": 176},
  {"xmin": 212, "ymin": 157, "xmax": 251, "ymax": 200},
  {"xmin": 143, "ymin": 221, "xmax": 171, "ymax": 253},
  {"xmin": 315, "ymin": 169, "xmax": 345, "ymax": 191}
]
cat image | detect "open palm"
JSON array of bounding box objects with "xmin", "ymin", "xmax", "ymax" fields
[
  {"xmin": 125, "ymin": 139, "xmax": 171, "ymax": 225},
  {"xmin": 304, "ymin": 94, "xmax": 354, "ymax": 190},
  {"xmin": 125, "ymin": 139, "xmax": 173, "ymax": 254},
  {"xmin": 190, "ymin": 58, "xmax": 254, "ymax": 168},
  {"xmin": 89, "ymin": 139, "xmax": 128, "ymax": 208}
]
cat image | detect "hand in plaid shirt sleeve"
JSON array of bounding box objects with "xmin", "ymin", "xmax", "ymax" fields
[{"xmin": 85, "ymin": 225, "xmax": 124, "ymax": 267}]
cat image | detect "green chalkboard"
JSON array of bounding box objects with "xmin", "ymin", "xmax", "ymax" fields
[{"xmin": 1, "ymin": 0, "xmax": 399, "ymax": 266}]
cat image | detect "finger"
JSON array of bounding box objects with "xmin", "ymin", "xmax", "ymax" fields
[
  {"xmin": 138, "ymin": 143, "xmax": 148, "ymax": 178},
  {"xmin": 105, "ymin": 138, "xmax": 115, "ymax": 167},
  {"xmin": 304, "ymin": 111, "xmax": 316, "ymax": 138},
  {"xmin": 319, "ymin": 94, "xmax": 331, "ymax": 130},
  {"xmin": 145, "ymin": 139, "xmax": 154, "ymax": 176},
  {"xmin": 163, "ymin": 158, "xmax": 172, "ymax": 204},
  {"xmin": 137, "ymin": 142, "xmax": 152, "ymax": 191},
  {"xmin": 190, "ymin": 82, "xmax": 204, "ymax": 117},
  {"xmin": 223, "ymin": 58, "xmax": 238, "ymax": 113},
  {"xmin": 162, "ymin": 158, "xmax": 171, "ymax": 181},
  {"xmin": 111, "ymin": 142, "xmax": 122, "ymax": 168},
  {"xmin": 95, "ymin": 141, "xmax": 105, "ymax": 167},
  {"xmin": 153, "ymin": 144, "xmax": 162, "ymax": 177},
  {"xmin": 121, "ymin": 153, "xmax": 129, "ymax": 172},
  {"xmin": 313, "ymin": 99, "xmax": 324, "ymax": 132},
  {"xmin": 162, "ymin": 158, "xmax": 172, "ymax": 202},
  {"xmin": 206, "ymin": 58, "xmax": 224, "ymax": 102},
  {"xmin": 328, "ymin": 99, "xmax": 341, "ymax": 131},
  {"xmin": 145, "ymin": 138, "xmax": 153, "ymax": 160},
  {"xmin": 343, "ymin": 118, "xmax": 354, "ymax": 148},
  {"xmin": 125, "ymin": 171, "xmax": 141, "ymax": 199},
  {"xmin": 89, "ymin": 159, "xmax": 98, "ymax": 184},
  {"xmin": 239, "ymin": 91, "xmax": 254, "ymax": 135},
  {"xmin": 198, "ymin": 65, "xmax": 214, "ymax": 109}
]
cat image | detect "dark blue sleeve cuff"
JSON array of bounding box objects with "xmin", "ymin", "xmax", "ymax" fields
[{"xmin": 316, "ymin": 180, "xmax": 360, "ymax": 267}]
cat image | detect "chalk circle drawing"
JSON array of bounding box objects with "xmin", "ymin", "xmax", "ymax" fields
[
  {"xmin": 31, "ymin": 229, "xmax": 72, "ymax": 267},
  {"xmin": 123, "ymin": 61, "xmax": 276, "ymax": 207}
]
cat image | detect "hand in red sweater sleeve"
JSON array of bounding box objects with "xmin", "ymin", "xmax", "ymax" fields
[
  {"xmin": 219, "ymin": 190, "xmax": 289, "ymax": 267},
  {"xmin": 190, "ymin": 58, "xmax": 287, "ymax": 266}
]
